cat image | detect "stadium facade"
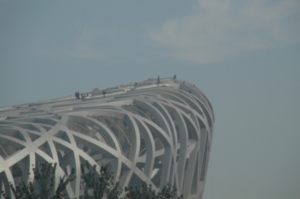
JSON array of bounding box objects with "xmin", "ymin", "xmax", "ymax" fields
[{"xmin": 0, "ymin": 77, "xmax": 214, "ymax": 199}]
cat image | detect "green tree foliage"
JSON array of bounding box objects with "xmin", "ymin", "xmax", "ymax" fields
[
  {"xmin": 1, "ymin": 162, "xmax": 75, "ymax": 199},
  {"xmin": 80, "ymin": 162, "xmax": 121, "ymax": 199},
  {"xmin": 124, "ymin": 182, "xmax": 183, "ymax": 199},
  {"xmin": 3, "ymin": 162, "xmax": 184, "ymax": 199}
]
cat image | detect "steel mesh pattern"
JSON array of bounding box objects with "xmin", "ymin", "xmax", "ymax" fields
[{"xmin": 0, "ymin": 78, "xmax": 214, "ymax": 199}]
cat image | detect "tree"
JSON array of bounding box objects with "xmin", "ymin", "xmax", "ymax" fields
[
  {"xmin": 124, "ymin": 182, "xmax": 183, "ymax": 199},
  {"xmin": 3, "ymin": 162, "xmax": 184, "ymax": 199},
  {"xmin": 2, "ymin": 162, "xmax": 75, "ymax": 199},
  {"xmin": 80, "ymin": 162, "xmax": 121, "ymax": 199}
]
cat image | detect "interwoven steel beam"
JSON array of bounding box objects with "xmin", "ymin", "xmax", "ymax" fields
[{"xmin": 0, "ymin": 77, "xmax": 214, "ymax": 199}]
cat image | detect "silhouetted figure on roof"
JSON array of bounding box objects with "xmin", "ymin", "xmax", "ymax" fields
[
  {"xmin": 134, "ymin": 82, "xmax": 138, "ymax": 86},
  {"xmin": 174, "ymin": 74, "xmax": 176, "ymax": 79},
  {"xmin": 157, "ymin": 75, "xmax": 160, "ymax": 84},
  {"xmin": 102, "ymin": 90, "xmax": 106, "ymax": 98},
  {"xmin": 75, "ymin": 91, "xmax": 80, "ymax": 99}
]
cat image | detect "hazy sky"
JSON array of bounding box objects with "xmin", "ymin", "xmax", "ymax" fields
[{"xmin": 1, "ymin": 1, "xmax": 300, "ymax": 198}]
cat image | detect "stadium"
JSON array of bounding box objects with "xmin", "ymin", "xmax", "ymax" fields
[{"xmin": 0, "ymin": 77, "xmax": 214, "ymax": 199}]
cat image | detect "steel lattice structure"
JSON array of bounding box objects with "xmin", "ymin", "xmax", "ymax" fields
[{"xmin": 0, "ymin": 77, "xmax": 214, "ymax": 199}]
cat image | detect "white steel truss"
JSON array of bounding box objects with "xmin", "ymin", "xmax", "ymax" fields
[{"xmin": 0, "ymin": 77, "xmax": 214, "ymax": 199}]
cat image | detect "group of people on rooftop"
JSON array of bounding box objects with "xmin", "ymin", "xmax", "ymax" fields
[{"xmin": 75, "ymin": 75, "xmax": 177, "ymax": 100}]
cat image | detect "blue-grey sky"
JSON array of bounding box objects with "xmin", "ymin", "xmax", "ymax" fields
[{"xmin": 1, "ymin": 0, "xmax": 300, "ymax": 198}]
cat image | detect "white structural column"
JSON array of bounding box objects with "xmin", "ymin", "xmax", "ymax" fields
[{"xmin": 0, "ymin": 77, "xmax": 214, "ymax": 199}]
